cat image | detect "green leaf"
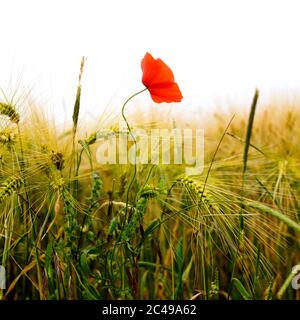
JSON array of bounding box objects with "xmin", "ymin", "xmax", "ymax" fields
[
  {"xmin": 232, "ymin": 278, "xmax": 252, "ymax": 300},
  {"xmin": 45, "ymin": 243, "xmax": 52, "ymax": 267},
  {"xmin": 143, "ymin": 219, "xmax": 160, "ymax": 238},
  {"xmin": 79, "ymin": 247, "xmax": 98, "ymax": 275}
]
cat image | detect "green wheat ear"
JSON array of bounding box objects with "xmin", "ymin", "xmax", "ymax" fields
[
  {"xmin": 0, "ymin": 176, "xmax": 24, "ymax": 203},
  {"xmin": 0, "ymin": 102, "xmax": 20, "ymax": 124},
  {"xmin": 175, "ymin": 177, "xmax": 219, "ymax": 211},
  {"xmin": 0, "ymin": 130, "xmax": 16, "ymax": 146},
  {"xmin": 72, "ymin": 56, "xmax": 86, "ymax": 134}
]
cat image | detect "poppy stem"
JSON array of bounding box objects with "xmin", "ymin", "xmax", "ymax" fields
[{"xmin": 121, "ymin": 87, "xmax": 148, "ymax": 220}]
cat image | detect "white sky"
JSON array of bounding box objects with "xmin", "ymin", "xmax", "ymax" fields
[{"xmin": 1, "ymin": 0, "xmax": 300, "ymax": 123}]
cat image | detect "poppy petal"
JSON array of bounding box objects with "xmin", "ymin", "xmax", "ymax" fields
[
  {"xmin": 141, "ymin": 52, "xmax": 160, "ymax": 87},
  {"xmin": 141, "ymin": 53, "xmax": 174, "ymax": 87},
  {"xmin": 141, "ymin": 52, "xmax": 183, "ymax": 103},
  {"xmin": 148, "ymin": 82, "xmax": 183, "ymax": 103}
]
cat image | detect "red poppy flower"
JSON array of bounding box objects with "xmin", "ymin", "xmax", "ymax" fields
[{"xmin": 141, "ymin": 52, "xmax": 183, "ymax": 103}]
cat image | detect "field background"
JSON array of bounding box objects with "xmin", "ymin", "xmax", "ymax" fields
[{"xmin": 0, "ymin": 83, "xmax": 299, "ymax": 299}]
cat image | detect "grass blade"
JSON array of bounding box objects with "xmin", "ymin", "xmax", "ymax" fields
[{"xmin": 232, "ymin": 278, "xmax": 252, "ymax": 300}]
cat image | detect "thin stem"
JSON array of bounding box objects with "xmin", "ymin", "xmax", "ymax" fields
[{"xmin": 121, "ymin": 88, "xmax": 147, "ymax": 220}]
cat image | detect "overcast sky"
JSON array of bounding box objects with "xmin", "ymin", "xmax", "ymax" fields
[{"xmin": 1, "ymin": 0, "xmax": 300, "ymax": 123}]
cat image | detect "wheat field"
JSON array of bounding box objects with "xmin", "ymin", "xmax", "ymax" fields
[{"xmin": 0, "ymin": 68, "xmax": 299, "ymax": 300}]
